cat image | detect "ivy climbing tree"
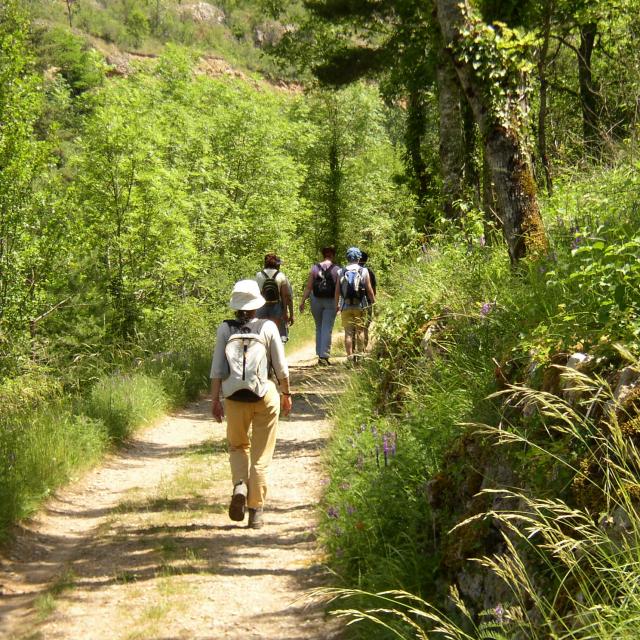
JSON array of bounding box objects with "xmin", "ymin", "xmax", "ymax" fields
[{"xmin": 435, "ymin": 0, "xmax": 548, "ymax": 262}]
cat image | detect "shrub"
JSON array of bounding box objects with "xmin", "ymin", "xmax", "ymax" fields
[
  {"xmin": 319, "ymin": 162, "xmax": 640, "ymax": 636},
  {"xmin": 33, "ymin": 25, "xmax": 105, "ymax": 96}
]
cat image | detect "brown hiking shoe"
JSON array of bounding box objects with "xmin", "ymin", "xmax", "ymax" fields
[
  {"xmin": 247, "ymin": 507, "xmax": 264, "ymax": 529},
  {"xmin": 228, "ymin": 481, "xmax": 247, "ymax": 522}
]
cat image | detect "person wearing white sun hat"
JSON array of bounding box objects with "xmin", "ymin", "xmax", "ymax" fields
[{"xmin": 210, "ymin": 279, "xmax": 292, "ymax": 529}]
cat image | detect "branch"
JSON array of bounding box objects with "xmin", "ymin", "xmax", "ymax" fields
[
  {"xmin": 29, "ymin": 297, "xmax": 71, "ymax": 337},
  {"xmin": 548, "ymin": 80, "xmax": 580, "ymax": 100}
]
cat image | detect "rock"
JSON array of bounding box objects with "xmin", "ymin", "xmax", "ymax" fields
[
  {"xmin": 421, "ymin": 323, "xmax": 438, "ymax": 358},
  {"xmin": 542, "ymin": 352, "xmax": 568, "ymax": 395},
  {"xmin": 253, "ymin": 21, "xmax": 293, "ymax": 48},
  {"xmin": 613, "ymin": 366, "xmax": 640, "ymax": 405},
  {"xmin": 566, "ymin": 352, "xmax": 592, "ymax": 371},
  {"xmin": 105, "ymin": 52, "xmax": 132, "ymax": 76},
  {"xmin": 178, "ymin": 2, "xmax": 225, "ymax": 24},
  {"xmin": 562, "ymin": 352, "xmax": 593, "ymax": 404}
]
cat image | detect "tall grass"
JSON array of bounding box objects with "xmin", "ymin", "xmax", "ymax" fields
[
  {"xmin": 0, "ymin": 401, "xmax": 107, "ymax": 535},
  {"xmin": 319, "ymin": 367, "xmax": 640, "ymax": 639},
  {"xmin": 82, "ymin": 373, "xmax": 168, "ymax": 442},
  {"xmin": 0, "ymin": 343, "xmax": 213, "ymax": 539},
  {"xmin": 319, "ymin": 164, "xmax": 640, "ymax": 637}
]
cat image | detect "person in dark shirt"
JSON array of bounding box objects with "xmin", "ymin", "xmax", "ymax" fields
[{"xmin": 359, "ymin": 251, "xmax": 377, "ymax": 350}]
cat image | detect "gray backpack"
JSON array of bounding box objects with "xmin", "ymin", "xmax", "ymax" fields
[{"xmin": 222, "ymin": 320, "xmax": 269, "ymax": 397}]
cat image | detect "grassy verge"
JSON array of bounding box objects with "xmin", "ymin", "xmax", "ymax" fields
[
  {"xmin": 319, "ymin": 163, "xmax": 640, "ymax": 637},
  {"xmin": 285, "ymin": 311, "xmax": 316, "ymax": 353},
  {"xmin": 0, "ymin": 345, "xmax": 212, "ymax": 542}
]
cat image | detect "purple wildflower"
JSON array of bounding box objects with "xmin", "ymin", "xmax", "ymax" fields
[
  {"xmin": 571, "ymin": 234, "xmax": 583, "ymax": 250},
  {"xmin": 391, "ymin": 432, "xmax": 397, "ymax": 456},
  {"xmin": 346, "ymin": 505, "xmax": 356, "ymax": 516},
  {"xmin": 480, "ymin": 302, "xmax": 493, "ymax": 316},
  {"xmin": 494, "ymin": 604, "xmax": 504, "ymax": 623},
  {"xmin": 327, "ymin": 506, "xmax": 339, "ymax": 519},
  {"xmin": 383, "ymin": 435, "xmax": 389, "ymax": 454},
  {"xmin": 320, "ymin": 477, "xmax": 330, "ymax": 486}
]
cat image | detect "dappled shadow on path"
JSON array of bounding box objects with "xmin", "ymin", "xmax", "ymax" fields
[{"xmin": 0, "ymin": 353, "xmax": 347, "ymax": 639}]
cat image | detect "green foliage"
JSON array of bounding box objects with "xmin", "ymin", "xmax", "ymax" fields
[
  {"xmin": 84, "ymin": 373, "xmax": 168, "ymax": 441},
  {"xmin": 322, "ymin": 161, "xmax": 640, "ymax": 634},
  {"xmin": 0, "ymin": 397, "xmax": 108, "ymax": 535},
  {"xmin": 452, "ymin": 9, "xmax": 538, "ymax": 128},
  {"xmin": 297, "ymin": 83, "xmax": 417, "ymax": 254},
  {"xmin": 0, "ymin": 0, "xmax": 47, "ymax": 350},
  {"xmin": 32, "ymin": 25, "xmax": 105, "ymax": 96}
]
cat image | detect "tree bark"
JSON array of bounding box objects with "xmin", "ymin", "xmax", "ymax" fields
[
  {"xmin": 435, "ymin": 0, "xmax": 547, "ymax": 263},
  {"xmin": 326, "ymin": 102, "xmax": 342, "ymax": 245},
  {"xmin": 482, "ymin": 147, "xmax": 498, "ymax": 233},
  {"xmin": 462, "ymin": 95, "xmax": 480, "ymax": 205},
  {"xmin": 436, "ymin": 47, "xmax": 465, "ymax": 220},
  {"xmin": 537, "ymin": 0, "xmax": 553, "ymax": 195},
  {"xmin": 405, "ymin": 88, "xmax": 431, "ymax": 209},
  {"xmin": 578, "ymin": 22, "xmax": 600, "ymax": 154}
]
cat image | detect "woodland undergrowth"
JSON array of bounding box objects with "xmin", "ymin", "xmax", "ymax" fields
[{"xmin": 320, "ymin": 161, "xmax": 640, "ymax": 639}]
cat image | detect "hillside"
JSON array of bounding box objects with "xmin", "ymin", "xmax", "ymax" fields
[
  {"xmin": 3, "ymin": 0, "xmax": 640, "ymax": 638},
  {"xmin": 27, "ymin": 0, "xmax": 305, "ymax": 80}
]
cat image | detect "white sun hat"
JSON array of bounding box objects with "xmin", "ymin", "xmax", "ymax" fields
[{"xmin": 229, "ymin": 279, "xmax": 266, "ymax": 311}]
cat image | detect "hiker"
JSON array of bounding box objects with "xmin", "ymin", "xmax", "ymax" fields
[
  {"xmin": 299, "ymin": 246, "xmax": 341, "ymax": 365},
  {"xmin": 255, "ymin": 253, "xmax": 293, "ymax": 343},
  {"xmin": 278, "ymin": 255, "xmax": 295, "ymax": 338},
  {"xmin": 358, "ymin": 251, "xmax": 377, "ymax": 350},
  {"xmin": 336, "ymin": 247, "xmax": 376, "ymax": 361},
  {"xmin": 210, "ymin": 279, "xmax": 293, "ymax": 529}
]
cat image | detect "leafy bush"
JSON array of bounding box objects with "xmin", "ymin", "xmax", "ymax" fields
[
  {"xmin": 33, "ymin": 25, "xmax": 105, "ymax": 96},
  {"xmin": 83, "ymin": 373, "xmax": 168, "ymax": 441},
  {"xmin": 321, "ymin": 162, "xmax": 640, "ymax": 635}
]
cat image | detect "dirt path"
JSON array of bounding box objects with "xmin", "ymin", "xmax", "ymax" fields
[{"xmin": 0, "ymin": 344, "xmax": 344, "ymax": 640}]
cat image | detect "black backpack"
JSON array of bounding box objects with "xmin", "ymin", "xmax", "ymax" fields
[
  {"xmin": 312, "ymin": 263, "xmax": 335, "ymax": 298},
  {"xmin": 260, "ymin": 270, "xmax": 280, "ymax": 304}
]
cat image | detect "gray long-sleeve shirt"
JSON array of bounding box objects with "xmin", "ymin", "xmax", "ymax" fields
[{"xmin": 209, "ymin": 318, "xmax": 289, "ymax": 398}]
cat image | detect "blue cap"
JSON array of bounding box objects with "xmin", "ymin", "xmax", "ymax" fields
[{"xmin": 346, "ymin": 246, "xmax": 362, "ymax": 261}]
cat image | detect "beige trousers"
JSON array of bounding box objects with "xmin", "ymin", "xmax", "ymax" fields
[{"xmin": 225, "ymin": 382, "xmax": 279, "ymax": 509}]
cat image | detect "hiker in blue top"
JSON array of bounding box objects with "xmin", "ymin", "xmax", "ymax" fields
[{"xmin": 336, "ymin": 247, "xmax": 376, "ymax": 363}]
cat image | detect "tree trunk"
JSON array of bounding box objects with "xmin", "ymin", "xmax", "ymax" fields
[
  {"xmin": 327, "ymin": 127, "xmax": 342, "ymax": 245},
  {"xmin": 435, "ymin": 0, "xmax": 547, "ymax": 263},
  {"xmin": 405, "ymin": 88, "xmax": 430, "ymax": 208},
  {"xmin": 436, "ymin": 46, "xmax": 465, "ymax": 220},
  {"xmin": 578, "ymin": 22, "xmax": 600, "ymax": 154},
  {"xmin": 462, "ymin": 95, "xmax": 480, "ymax": 205},
  {"xmin": 537, "ymin": 0, "xmax": 553, "ymax": 195},
  {"xmin": 482, "ymin": 148, "xmax": 498, "ymax": 233}
]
